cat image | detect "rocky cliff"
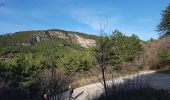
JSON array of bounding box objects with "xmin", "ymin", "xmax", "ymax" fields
[{"xmin": 28, "ymin": 30, "xmax": 96, "ymax": 48}]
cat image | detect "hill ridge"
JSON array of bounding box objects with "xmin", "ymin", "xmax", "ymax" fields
[{"xmin": 0, "ymin": 29, "xmax": 97, "ymax": 48}]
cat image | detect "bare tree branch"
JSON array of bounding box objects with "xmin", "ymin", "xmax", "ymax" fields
[{"xmin": 93, "ymin": 22, "xmax": 112, "ymax": 98}]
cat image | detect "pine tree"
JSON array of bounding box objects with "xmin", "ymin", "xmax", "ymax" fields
[{"xmin": 157, "ymin": 3, "xmax": 170, "ymax": 37}]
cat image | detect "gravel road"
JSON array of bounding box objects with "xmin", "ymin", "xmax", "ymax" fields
[{"xmin": 55, "ymin": 71, "xmax": 170, "ymax": 100}]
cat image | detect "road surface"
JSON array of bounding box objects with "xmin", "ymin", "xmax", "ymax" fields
[{"xmin": 54, "ymin": 71, "xmax": 170, "ymax": 100}]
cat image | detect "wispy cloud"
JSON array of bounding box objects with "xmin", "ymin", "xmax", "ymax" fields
[
  {"xmin": 0, "ymin": 0, "xmax": 164, "ymax": 40},
  {"xmin": 69, "ymin": 6, "xmax": 122, "ymax": 33},
  {"xmin": 69, "ymin": 7, "xmax": 159, "ymax": 40}
]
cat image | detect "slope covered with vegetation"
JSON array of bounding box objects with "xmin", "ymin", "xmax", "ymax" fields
[{"xmin": 1, "ymin": 3, "xmax": 170, "ymax": 98}]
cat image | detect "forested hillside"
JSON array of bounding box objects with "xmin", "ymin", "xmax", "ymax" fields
[
  {"xmin": 0, "ymin": 29, "xmax": 98, "ymax": 72},
  {"xmin": 2, "ymin": 28, "xmax": 170, "ymax": 100},
  {"xmin": 0, "ymin": 28, "xmax": 154, "ymax": 99}
]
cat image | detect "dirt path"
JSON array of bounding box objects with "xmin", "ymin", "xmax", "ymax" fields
[{"xmin": 56, "ymin": 71, "xmax": 170, "ymax": 100}]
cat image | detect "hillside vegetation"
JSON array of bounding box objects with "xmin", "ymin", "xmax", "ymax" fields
[
  {"xmin": 0, "ymin": 28, "xmax": 170, "ymax": 100},
  {"xmin": 1, "ymin": 2, "xmax": 170, "ymax": 100}
]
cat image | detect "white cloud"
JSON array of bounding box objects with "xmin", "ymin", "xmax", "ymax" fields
[{"xmin": 69, "ymin": 6, "xmax": 122, "ymax": 33}]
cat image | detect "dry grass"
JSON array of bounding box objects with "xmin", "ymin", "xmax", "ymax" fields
[{"xmin": 71, "ymin": 75, "xmax": 99, "ymax": 88}]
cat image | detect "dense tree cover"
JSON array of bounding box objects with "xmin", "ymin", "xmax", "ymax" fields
[
  {"xmin": 0, "ymin": 29, "xmax": 97, "ymax": 60},
  {"xmin": 157, "ymin": 3, "xmax": 170, "ymax": 37},
  {"xmin": 0, "ymin": 30, "xmax": 96, "ymax": 89},
  {"xmin": 0, "ymin": 29, "xmax": 144, "ymax": 100},
  {"xmin": 0, "ymin": 54, "xmax": 48, "ymax": 87},
  {"xmin": 94, "ymin": 30, "xmax": 143, "ymax": 98},
  {"xmin": 0, "ymin": 31, "xmax": 36, "ymax": 47},
  {"xmin": 95, "ymin": 30, "xmax": 143, "ymax": 70},
  {"xmin": 0, "ymin": 29, "xmax": 143, "ymax": 82},
  {"xmin": 109, "ymin": 30, "xmax": 143, "ymax": 68},
  {"xmin": 58, "ymin": 51, "xmax": 94, "ymax": 72}
]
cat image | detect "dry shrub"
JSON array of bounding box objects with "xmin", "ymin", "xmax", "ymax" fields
[
  {"xmin": 120, "ymin": 62, "xmax": 139, "ymax": 73},
  {"xmin": 37, "ymin": 68, "xmax": 71, "ymax": 95},
  {"xmin": 144, "ymin": 37, "xmax": 170, "ymax": 69},
  {"xmin": 121, "ymin": 36, "xmax": 170, "ymax": 71}
]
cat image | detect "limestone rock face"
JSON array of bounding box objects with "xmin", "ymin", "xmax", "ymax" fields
[
  {"xmin": 71, "ymin": 34, "xmax": 96, "ymax": 48},
  {"xmin": 28, "ymin": 30, "xmax": 96, "ymax": 48}
]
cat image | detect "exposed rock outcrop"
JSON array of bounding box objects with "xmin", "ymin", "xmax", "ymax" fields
[{"xmin": 27, "ymin": 30, "xmax": 96, "ymax": 48}]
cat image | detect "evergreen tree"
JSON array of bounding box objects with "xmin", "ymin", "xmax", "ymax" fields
[
  {"xmin": 157, "ymin": 3, "xmax": 170, "ymax": 37},
  {"xmin": 108, "ymin": 30, "xmax": 143, "ymax": 69}
]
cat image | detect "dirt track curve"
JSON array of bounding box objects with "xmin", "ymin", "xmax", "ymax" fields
[{"xmin": 57, "ymin": 71, "xmax": 170, "ymax": 100}]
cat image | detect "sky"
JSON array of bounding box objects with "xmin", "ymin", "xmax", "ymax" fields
[{"xmin": 0, "ymin": 0, "xmax": 170, "ymax": 40}]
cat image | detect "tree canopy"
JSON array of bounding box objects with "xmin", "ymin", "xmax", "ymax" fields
[{"xmin": 157, "ymin": 3, "xmax": 170, "ymax": 37}]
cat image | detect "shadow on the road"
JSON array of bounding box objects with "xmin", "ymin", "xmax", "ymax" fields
[
  {"xmin": 93, "ymin": 71, "xmax": 170, "ymax": 100},
  {"xmin": 49, "ymin": 72, "xmax": 170, "ymax": 100},
  {"xmin": 74, "ymin": 91, "xmax": 84, "ymax": 99}
]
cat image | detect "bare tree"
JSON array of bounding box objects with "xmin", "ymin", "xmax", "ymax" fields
[{"xmin": 93, "ymin": 24, "xmax": 112, "ymax": 98}]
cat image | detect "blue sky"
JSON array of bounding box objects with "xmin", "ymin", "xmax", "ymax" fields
[{"xmin": 0, "ymin": 0, "xmax": 169, "ymax": 40}]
